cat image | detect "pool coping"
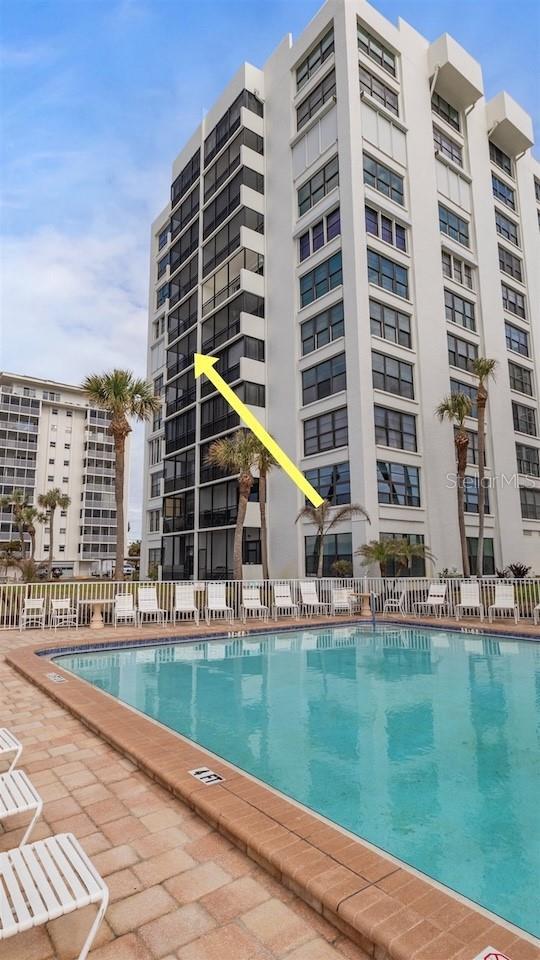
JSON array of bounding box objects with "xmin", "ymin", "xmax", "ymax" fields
[{"xmin": 6, "ymin": 620, "xmax": 539, "ymax": 960}]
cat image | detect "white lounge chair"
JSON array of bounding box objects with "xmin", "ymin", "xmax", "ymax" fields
[
  {"xmin": 456, "ymin": 581, "xmax": 484, "ymax": 621},
  {"xmin": 173, "ymin": 584, "xmax": 200, "ymax": 625},
  {"xmin": 240, "ymin": 585, "xmax": 269, "ymax": 623},
  {"xmin": 330, "ymin": 587, "xmax": 353, "ymax": 616},
  {"xmin": 413, "ymin": 583, "xmax": 447, "ymax": 618},
  {"xmin": 50, "ymin": 597, "xmax": 77, "ymax": 630},
  {"xmin": 272, "ymin": 583, "xmax": 299, "ymax": 620},
  {"xmin": 488, "ymin": 584, "xmax": 519, "ymax": 624},
  {"xmin": 20, "ymin": 597, "xmax": 45, "ymax": 630},
  {"xmin": 205, "ymin": 583, "xmax": 234, "ymax": 625},
  {"xmin": 114, "ymin": 593, "xmax": 137, "ymax": 627},
  {"xmin": 534, "ymin": 603, "xmax": 540, "ymax": 626},
  {"xmin": 0, "ymin": 769, "xmax": 43, "ymax": 846},
  {"xmin": 0, "ymin": 832, "xmax": 109, "ymax": 960},
  {"xmin": 0, "ymin": 729, "xmax": 22, "ymax": 774},
  {"xmin": 299, "ymin": 581, "xmax": 330, "ymax": 617},
  {"xmin": 138, "ymin": 587, "xmax": 167, "ymax": 626},
  {"xmin": 383, "ymin": 588, "xmax": 407, "ymax": 616}
]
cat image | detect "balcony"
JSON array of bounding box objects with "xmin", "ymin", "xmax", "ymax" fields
[
  {"xmin": 486, "ymin": 92, "xmax": 534, "ymax": 157},
  {"xmin": 428, "ymin": 34, "xmax": 483, "ymax": 110}
]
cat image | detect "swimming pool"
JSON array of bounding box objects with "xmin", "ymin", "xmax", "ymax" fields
[{"xmin": 55, "ymin": 625, "xmax": 540, "ymax": 936}]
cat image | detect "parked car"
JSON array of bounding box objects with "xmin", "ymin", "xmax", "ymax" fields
[{"xmin": 123, "ymin": 563, "xmax": 135, "ymax": 575}]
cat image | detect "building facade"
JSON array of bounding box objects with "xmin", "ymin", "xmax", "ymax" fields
[
  {"xmin": 0, "ymin": 373, "xmax": 129, "ymax": 577},
  {"xmin": 141, "ymin": 0, "xmax": 540, "ymax": 580}
]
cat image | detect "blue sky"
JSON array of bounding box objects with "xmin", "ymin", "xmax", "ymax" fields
[{"xmin": 1, "ymin": 0, "xmax": 539, "ymax": 536}]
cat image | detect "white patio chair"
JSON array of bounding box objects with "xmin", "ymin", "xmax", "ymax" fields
[
  {"xmin": 534, "ymin": 603, "xmax": 540, "ymax": 626},
  {"xmin": 138, "ymin": 587, "xmax": 167, "ymax": 626},
  {"xmin": 272, "ymin": 583, "xmax": 299, "ymax": 620},
  {"xmin": 240, "ymin": 584, "xmax": 269, "ymax": 623},
  {"xmin": 413, "ymin": 583, "xmax": 447, "ymax": 618},
  {"xmin": 0, "ymin": 769, "xmax": 43, "ymax": 846},
  {"xmin": 488, "ymin": 584, "xmax": 519, "ymax": 624},
  {"xmin": 0, "ymin": 729, "xmax": 23, "ymax": 774},
  {"xmin": 383, "ymin": 588, "xmax": 407, "ymax": 617},
  {"xmin": 20, "ymin": 597, "xmax": 45, "ymax": 630},
  {"xmin": 330, "ymin": 586, "xmax": 353, "ymax": 616},
  {"xmin": 114, "ymin": 593, "xmax": 137, "ymax": 627},
  {"xmin": 204, "ymin": 583, "xmax": 234, "ymax": 625},
  {"xmin": 299, "ymin": 581, "xmax": 330, "ymax": 617},
  {"xmin": 173, "ymin": 584, "xmax": 200, "ymax": 625},
  {"xmin": 0, "ymin": 832, "xmax": 109, "ymax": 960},
  {"xmin": 456, "ymin": 581, "xmax": 484, "ymax": 621},
  {"xmin": 50, "ymin": 597, "xmax": 77, "ymax": 630}
]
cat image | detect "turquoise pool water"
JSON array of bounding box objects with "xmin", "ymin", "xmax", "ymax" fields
[{"xmin": 56, "ymin": 625, "xmax": 540, "ymax": 935}]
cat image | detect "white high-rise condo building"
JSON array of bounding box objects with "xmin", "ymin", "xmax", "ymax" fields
[
  {"xmin": 141, "ymin": 0, "xmax": 540, "ymax": 581},
  {"xmin": 0, "ymin": 372, "xmax": 129, "ymax": 577}
]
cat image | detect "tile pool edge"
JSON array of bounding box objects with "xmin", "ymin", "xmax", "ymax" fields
[{"xmin": 6, "ymin": 635, "xmax": 539, "ymax": 960}]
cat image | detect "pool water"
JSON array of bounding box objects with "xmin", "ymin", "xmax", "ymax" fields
[{"xmin": 56, "ymin": 625, "xmax": 540, "ymax": 936}]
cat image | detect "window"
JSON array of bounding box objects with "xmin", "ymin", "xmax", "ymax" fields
[
  {"xmin": 162, "ymin": 533, "xmax": 194, "ymax": 580},
  {"xmin": 164, "ymin": 448, "xmax": 196, "ymax": 493},
  {"xmin": 367, "ymin": 250, "xmax": 408, "ymax": 298},
  {"xmin": 431, "ymin": 92, "xmax": 460, "ymax": 131},
  {"xmin": 363, "ymin": 155, "xmax": 404, "ymax": 205},
  {"xmin": 200, "ymin": 394, "xmax": 239, "ymax": 440},
  {"xmin": 296, "ymin": 26, "xmax": 334, "ymax": 89},
  {"xmin": 201, "ymin": 291, "xmax": 264, "ymax": 352},
  {"xmin": 63, "ymin": 460, "xmax": 69, "ymax": 467},
  {"xmin": 304, "ymin": 462, "xmax": 350, "ymax": 504},
  {"xmin": 203, "ymin": 128, "xmax": 263, "ymax": 203},
  {"xmin": 438, "ymin": 204, "xmax": 469, "ymax": 247},
  {"xmin": 153, "ymin": 407, "xmax": 162, "ymax": 432},
  {"xmin": 198, "ymin": 481, "xmax": 236, "ymax": 528},
  {"xmin": 156, "ymin": 283, "xmax": 169, "ymax": 309},
  {"xmin": 372, "ymin": 351, "xmax": 414, "ymax": 398},
  {"xmin": 513, "ymin": 401, "xmax": 537, "ymax": 436},
  {"xmin": 357, "ymin": 24, "xmax": 396, "ymax": 76},
  {"xmin": 203, "ymin": 89, "xmax": 263, "ymax": 166},
  {"xmin": 463, "ymin": 477, "xmax": 489, "ymax": 514},
  {"xmin": 62, "ymin": 477, "xmax": 68, "ymax": 484},
  {"xmin": 441, "ymin": 250, "xmax": 473, "ymax": 289},
  {"xmin": 467, "ymin": 537, "xmax": 495, "ymax": 575},
  {"xmin": 461, "ymin": 429, "xmax": 481, "ymax": 465},
  {"xmin": 369, "ymin": 299, "xmax": 411, "ymax": 347},
  {"xmin": 171, "ymin": 149, "xmax": 200, "ymax": 207},
  {"xmin": 505, "ymin": 322, "xmax": 529, "ymax": 357},
  {"xmin": 299, "ymin": 208, "xmax": 341, "ymax": 262},
  {"xmin": 243, "ymin": 528, "xmax": 261, "ymax": 565},
  {"xmin": 359, "ymin": 66, "xmax": 398, "ymax": 116},
  {"xmin": 492, "ymin": 174, "xmax": 515, "ymax": 210},
  {"xmin": 48, "ymin": 458, "xmax": 55, "ymax": 465},
  {"xmin": 365, "ymin": 206, "xmax": 406, "ymax": 250},
  {"xmin": 298, "ymin": 156, "xmax": 339, "ymax": 216},
  {"xmin": 153, "ymin": 374, "xmax": 164, "ymax": 397},
  {"xmin": 489, "ymin": 141, "xmax": 512, "ymax": 177},
  {"xmin": 377, "ymin": 461, "xmax": 420, "ymax": 506},
  {"xmin": 167, "ymin": 328, "xmax": 197, "ymax": 379},
  {"xmin": 150, "ymin": 472, "xmax": 162, "ymax": 499},
  {"xmin": 495, "ymin": 210, "xmax": 519, "ymax": 246},
  {"xmin": 502, "ymin": 283, "xmax": 526, "ymax": 319},
  {"xmin": 148, "ymin": 547, "xmax": 161, "ymax": 570},
  {"xmin": 520, "ymin": 488, "xmax": 540, "ymax": 520},
  {"xmin": 202, "ymin": 206, "xmax": 263, "ymax": 276},
  {"xmin": 433, "ymin": 127, "xmax": 462, "ymax": 166},
  {"xmin": 498, "ymin": 246, "xmax": 522, "ymax": 282},
  {"xmin": 166, "ymin": 370, "xmax": 196, "ymax": 415},
  {"xmin": 168, "ymin": 292, "xmax": 198, "ymax": 343},
  {"xmin": 202, "ymin": 168, "xmax": 263, "ymax": 240},
  {"xmin": 297, "ymin": 69, "xmax": 336, "ymax": 130},
  {"xmin": 302, "ymin": 353, "xmax": 346, "ymax": 405},
  {"xmin": 447, "ymin": 333, "xmax": 478, "ymax": 372},
  {"xmin": 47, "ymin": 475, "xmax": 54, "ymax": 482},
  {"xmin": 148, "ymin": 509, "xmax": 161, "ymax": 533},
  {"xmin": 158, "ymin": 226, "xmax": 168, "ymax": 250},
  {"xmin": 170, "ymin": 222, "xmax": 199, "ymax": 274},
  {"xmin": 149, "ymin": 438, "xmax": 161, "ymax": 466},
  {"xmin": 157, "ymin": 255, "xmax": 168, "ymax": 279},
  {"xmin": 43, "ymin": 391, "xmax": 61, "ymax": 401},
  {"xmin": 50, "ymin": 441, "xmax": 56, "ymax": 448},
  {"xmin": 381, "ymin": 533, "xmax": 427, "ymax": 576},
  {"xmin": 450, "ymin": 379, "xmax": 477, "ymax": 417},
  {"xmin": 201, "ymin": 248, "xmax": 263, "ymax": 317},
  {"xmin": 165, "ymin": 408, "xmax": 196, "ymax": 454},
  {"xmin": 300, "ymin": 252, "xmax": 342, "ymax": 307},
  {"xmin": 374, "ymin": 406, "xmax": 417, "ymax": 451},
  {"xmin": 509, "ymin": 361, "xmax": 534, "ymax": 397},
  {"xmin": 236, "ymin": 381, "xmax": 265, "ymax": 407},
  {"xmin": 445, "ymin": 290, "xmax": 476, "ymax": 331},
  {"xmin": 303, "ymin": 407, "xmax": 348, "ymax": 455},
  {"xmin": 535, "ymin": 178, "xmax": 540, "ymax": 203},
  {"xmin": 305, "ymin": 532, "xmax": 352, "ymax": 577},
  {"xmin": 64, "ymin": 443, "xmax": 70, "ymax": 450},
  {"xmin": 516, "ymin": 443, "xmax": 539, "ymax": 477},
  {"xmin": 170, "ymin": 185, "xmax": 199, "ymax": 239},
  {"xmin": 301, "ymin": 301, "xmax": 344, "ymax": 355}
]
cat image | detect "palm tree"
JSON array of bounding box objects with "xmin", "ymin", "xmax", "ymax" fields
[
  {"xmin": 249, "ymin": 439, "xmax": 278, "ymax": 580},
  {"xmin": 38, "ymin": 489, "xmax": 71, "ymax": 578},
  {"xmin": 296, "ymin": 500, "xmax": 370, "ymax": 578},
  {"xmin": 205, "ymin": 431, "xmax": 257, "ymax": 580},
  {"xmin": 20, "ymin": 506, "xmax": 46, "ymax": 561},
  {"xmin": 436, "ymin": 393, "xmax": 473, "ymax": 577},
  {"xmin": 472, "ymin": 358, "xmax": 497, "ymax": 576},
  {"xmin": 82, "ymin": 370, "xmax": 160, "ymax": 580},
  {"xmin": 0, "ymin": 490, "xmax": 27, "ymax": 556},
  {"xmin": 356, "ymin": 538, "xmax": 400, "ymax": 577},
  {"xmin": 394, "ymin": 540, "xmax": 436, "ymax": 575}
]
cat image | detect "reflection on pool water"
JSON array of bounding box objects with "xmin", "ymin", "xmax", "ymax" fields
[{"xmin": 56, "ymin": 625, "xmax": 540, "ymax": 936}]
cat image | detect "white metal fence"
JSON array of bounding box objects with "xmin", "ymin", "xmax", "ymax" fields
[{"xmin": 0, "ymin": 577, "xmax": 539, "ymax": 630}]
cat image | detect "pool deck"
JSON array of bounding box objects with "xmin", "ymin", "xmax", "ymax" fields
[{"xmin": 1, "ymin": 614, "xmax": 539, "ymax": 960}]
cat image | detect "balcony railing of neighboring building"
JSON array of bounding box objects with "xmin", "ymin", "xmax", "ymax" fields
[{"xmin": 201, "ymin": 250, "xmax": 264, "ymax": 318}]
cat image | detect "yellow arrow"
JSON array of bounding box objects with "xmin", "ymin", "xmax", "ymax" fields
[{"xmin": 194, "ymin": 353, "xmax": 323, "ymax": 507}]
